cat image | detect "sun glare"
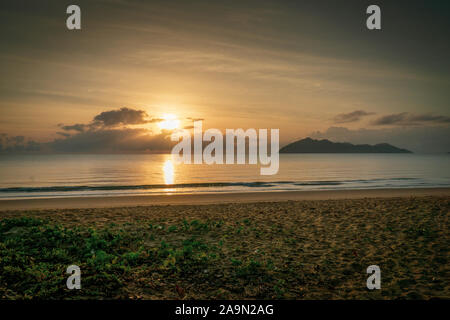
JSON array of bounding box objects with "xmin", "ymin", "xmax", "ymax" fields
[{"xmin": 158, "ymin": 114, "xmax": 180, "ymax": 130}]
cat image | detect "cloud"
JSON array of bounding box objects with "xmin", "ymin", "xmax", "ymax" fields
[
  {"xmin": 183, "ymin": 117, "xmax": 204, "ymax": 129},
  {"xmin": 0, "ymin": 107, "xmax": 181, "ymax": 154},
  {"xmin": 0, "ymin": 134, "xmax": 41, "ymax": 153},
  {"xmin": 186, "ymin": 117, "xmax": 204, "ymax": 122},
  {"xmin": 48, "ymin": 107, "xmax": 177, "ymax": 153},
  {"xmin": 372, "ymin": 112, "xmax": 450, "ymax": 126},
  {"xmin": 333, "ymin": 110, "xmax": 374, "ymax": 123},
  {"xmin": 92, "ymin": 107, "xmax": 159, "ymax": 127},
  {"xmin": 59, "ymin": 123, "xmax": 89, "ymax": 132},
  {"xmin": 56, "ymin": 132, "xmax": 71, "ymax": 137},
  {"xmin": 49, "ymin": 128, "xmax": 174, "ymax": 153},
  {"xmin": 58, "ymin": 107, "xmax": 164, "ymax": 133},
  {"xmin": 309, "ymin": 126, "xmax": 450, "ymax": 153}
]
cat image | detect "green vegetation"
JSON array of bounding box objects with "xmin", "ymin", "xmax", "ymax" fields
[{"xmin": 0, "ymin": 216, "xmax": 288, "ymax": 299}]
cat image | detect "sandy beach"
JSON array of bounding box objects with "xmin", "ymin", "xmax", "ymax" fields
[{"xmin": 0, "ymin": 188, "xmax": 448, "ymax": 299}]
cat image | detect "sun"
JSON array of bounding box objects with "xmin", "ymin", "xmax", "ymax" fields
[{"xmin": 158, "ymin": 114, "xmax": 180, "ymax": 130}]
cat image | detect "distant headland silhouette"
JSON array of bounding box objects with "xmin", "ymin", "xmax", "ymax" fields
[{"xmin": 279, "ymin": 138, "xmax": 412, "ymax": 153}]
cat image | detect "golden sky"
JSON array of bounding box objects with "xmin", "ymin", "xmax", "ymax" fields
[{"xmin": 0, "ymin": 0, "xmax": 449, "ymax": 152}]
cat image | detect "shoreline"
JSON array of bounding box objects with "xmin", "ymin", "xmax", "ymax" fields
[{"xmin": 0, "ymin": 187, "xmax": 449, "ymax": 211}]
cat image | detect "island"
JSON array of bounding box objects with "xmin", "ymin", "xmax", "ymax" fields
[{"xmin": 279, "ymin": 137, "xmax": 412, "ymax": 153}]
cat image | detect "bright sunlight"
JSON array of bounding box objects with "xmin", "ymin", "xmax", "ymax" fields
[{"xmin": 158, "ymin": 114, "xmax": 180, "ymax": 130}]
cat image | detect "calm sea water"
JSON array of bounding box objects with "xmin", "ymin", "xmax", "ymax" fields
[{"xmin": 0, "ymin": 154, "xmax": 449, "ymax": 199}]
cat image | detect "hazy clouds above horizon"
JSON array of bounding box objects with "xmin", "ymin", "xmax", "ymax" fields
[{"xmin": 0, "ymin": 0, "xmax": 449, "ymax": 153}]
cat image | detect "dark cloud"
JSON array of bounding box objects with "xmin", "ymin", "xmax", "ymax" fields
[
  {"xmin": 59, "ymin": 123, "xmax": 89, "ymax": 132},
  {"xmin": 372, "ymin": 113, "xmax": 450, "ymax": 126},
  {"xmin": 372, "ymin": 113, "xmax": 408, "ymax": 125},
  {"xmin": 93, "ymin": 107, "xmax": 152, "ymax": 127},
  {"xmin": 0, "ymin": 134, "xmax": 41, "ymax": 153},
  {"xmin": 0, "ymin": 107, "xmax": 180, "ymax": 154},
  {"xmin": 56, "ymin": 132, "xmax": 71, "ymax": 137},
  {"xmin": 408, "ymin": 114, "xmax": 450, "ymax": 123},
  {"xmin": 49, "ymin": 128, "xmax": 174, "ymax": 153},
  {"xmin": 1, "ymin": 128, "xmax": 175, "ymax": 154},
  {"xmin": 333, "ymin": 110, "xmax": 374, "ymax": 123},
  {"xmin": 58, "ymin": 107, "xmax": 162, "ymax": 133},
  {"xmin": 58, "ymin": 108, "xmax": 163, "ymax": 135},
  {"xmin": 47, "ymin": 107, "xmax": 176, "ymax": 153},
  {"xmin": 186, "ymin": 117, "xmax": 205, "ymax": 122},
  {"xmin": 309, "ymin": 126, "xmax": 450, "ymax": 153}
]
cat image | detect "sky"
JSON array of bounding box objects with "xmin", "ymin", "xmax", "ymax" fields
[{"xmin": 0, "ymin": 0, "xmax": 449, "ymax": 153}]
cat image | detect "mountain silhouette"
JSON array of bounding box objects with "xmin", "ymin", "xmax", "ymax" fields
[{"xmin": 279, "ymin": 138, "xmax": 412, "ymax": 153}]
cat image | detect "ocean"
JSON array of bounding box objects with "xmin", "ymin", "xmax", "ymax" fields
[{"xmin": 0, "ymin": 153, "xmax": 449, "ymax": 199}]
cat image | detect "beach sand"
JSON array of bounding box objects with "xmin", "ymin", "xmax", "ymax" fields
[
  {"xmin": 0, "ymin": 188, "xmax": 449, "ymax": 299},
  {"xmin": 1, "ymin": 187, "xmax": 449, "ymax": 210}
]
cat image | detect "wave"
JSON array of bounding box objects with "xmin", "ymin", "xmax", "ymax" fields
[{"xmin": 0, "ymin": 178, "xmax": 420, "ymax": 193}]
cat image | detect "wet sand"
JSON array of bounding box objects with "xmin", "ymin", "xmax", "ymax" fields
[{"xmin": 1, "ymin": 187, "xmax": 449, "ymax": 210}]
